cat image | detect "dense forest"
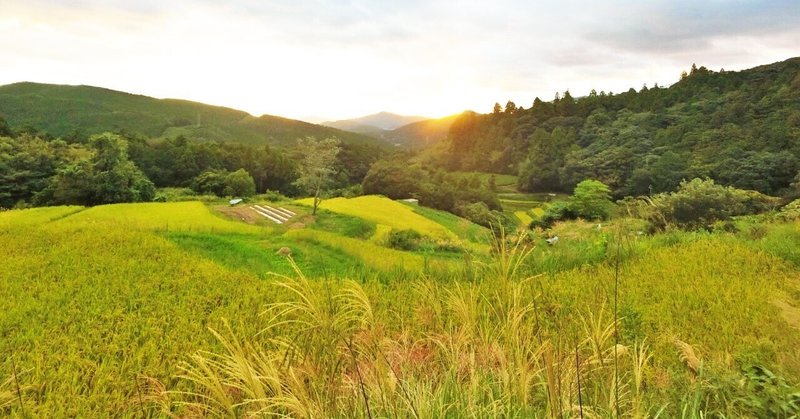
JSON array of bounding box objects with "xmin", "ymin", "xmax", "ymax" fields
[
  {"xmin": 411, "ymin": 57, "xmax": 800, "ymax": 198},
  {"xmin": 0, "ymin": 123, "xmax": 389, "ymax": 208},
  {"xmin": 0, "ymin": 120, "xmax": 504, "ymax": 221}
]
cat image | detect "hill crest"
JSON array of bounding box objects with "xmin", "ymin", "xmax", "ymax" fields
[{"xmin": 0, "ymin": 82, "xmax": 378, "ymax": 146}]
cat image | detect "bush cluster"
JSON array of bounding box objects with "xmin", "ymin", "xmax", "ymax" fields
[
  {"xmin": 645, "ymin": 178, "xmax": 780, "ymax": 230},
  {"xmin": 531, "ymin": 179, "xmax": 613, "ymax": 229}
]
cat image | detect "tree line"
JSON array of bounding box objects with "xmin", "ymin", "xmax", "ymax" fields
[
  {"xmin": 0, "ymin": 122, "xmax": 387, "ymax": 208},
  {"xmin": 416, "ymin": 58, "xmax": 800, "ymax": 199},
  {"xmin": 0, "ymin": 119, "xmax": 505, "ymax": 231}
]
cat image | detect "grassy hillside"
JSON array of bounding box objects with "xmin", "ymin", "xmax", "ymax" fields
[
  {"xmin": 0, "ymin": 82, "xmax": 377, "ymax": 146},
  {"xmin": 295, "ymin": 195, "xmax": 457, "ymax": 240},
  {"xmin": 2, "ymin": 199, "xmax": 800, "ymax": 416}
]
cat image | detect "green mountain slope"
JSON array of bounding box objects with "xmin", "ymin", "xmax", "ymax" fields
[
  {"xmin": 0, "ymin": 82, "xmax": 377, "ymax": 146},
  {"xmin": 426, "ymin": 57, "xmax": 800, "ymax": 197}
]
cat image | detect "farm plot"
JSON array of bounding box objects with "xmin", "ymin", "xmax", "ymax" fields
[
  {"xmin": 250, "ymin": 204, "xmax": 296, "ymax": 224},
  {"xmin": 60, "ymin": 201, "xmax": 264, "ymax": 233},
  {"xmin": 295, "ymin": 195, "xmax": 455, "ymax": 240}
]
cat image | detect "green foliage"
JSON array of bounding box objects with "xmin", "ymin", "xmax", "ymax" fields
[
  {"xmin": 517, "ymin": 126, "xmax": 574, "ymax": 191},
  {"xmin": 0, "ymin": 115, "xmax": 12, "ymax": 137},
  {"xmin": 386, "ymin": 229, "xmax": 423, "ymax": 250},
  {"xmin": 0, "ymin": 134, "xmax": 78, "ymax": 208},
  {"xmin": 529, "ymin": 180, "xmax": 611, "ymax": 228},
  {"xmin": 257, "ymin": 189, "xmax": 287, "ymax": 202},
  {"xmin": 362, "ymin": 159, "xmax": 424, "ymax": 199},
  {"xmin": 192, "ymin": 170, "xmax": 228, "ymax": 196},
  {"xmin": 223, "ymin": 168, "xmax": 256, "ymax": 197},
  {"xmin": 778, "ymin": 199, "xmax": 800, "ymax": 221},
  {"xmin": 293, "ymin": 137, "xmax": 341, "ymax": 215},
  {"xmin": 47, "ymin": 133, "xmax": 155, "ymax": 205},
  {"xmin": 647, "ymin": 178, "xmax": 779, "ymax": 230},
  {"xmin": 454, "ymin": 201, "xmax": 494, "ymax": 226},
  {"xmin": 362, "ymin": 159, "xmax": 501, "ymax": 217},
  {"xmin": 531, "ymin": 200, "xmax": 576, "ymax": 229},
  {"xmin": 569, "ymin": 179, "xmax": 613, "ymax": 220},
  {"xmin": 425, "ymin": 58, "xmax": 800, "ymax": 198},
  {"xmin": 452, "ymin": 201, "xmax": 515, "ymax": 232},
  {"xmin": 737, "ymin": 365, "xmax": 800, "ymax": 416}
]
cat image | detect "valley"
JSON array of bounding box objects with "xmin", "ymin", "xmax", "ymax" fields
[{"xmin": 2, "ymin": 55, "xmax": 800, "ymax": 417}]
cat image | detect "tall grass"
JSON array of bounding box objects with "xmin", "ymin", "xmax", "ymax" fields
[
  {"xmin": 3, "ymin": 204, "xmax": 800, "ymax": 416},
  {"xmin": 165, "ymin": 253, "xmax": 652, "ymax": 417},
  {"xmin": 158, "ymin": 229, "xmax": 800, "ymax": 417},
  {"xmin": 0, "ymin": 217, "xmax": 274, "ymax": 415}
]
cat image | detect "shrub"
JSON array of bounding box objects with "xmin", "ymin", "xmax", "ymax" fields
[
  {"xmin": 453, "ymin": 202, "xmax": 515, "ymax": 233},
  {"xmin": 569, "ymin": 179, "xmax": 614, "ymax": 220},
  {"xmin": 223, "ymin": 169, "xmax": 256, "ymax": 197},
  {"xmin": 648, "ymin": 178, "xmax": 779, "ymax": 230},
  {"xmin": 193, "ymin": 169, "xmax": 256, "ymax": 197},
  {"xmin": 386, "ymin": 229, "xmax": 423, "ymax": 251},
  {"xmin": 193, "ymin": 170, "xmax": 228, "ymax": 196},
  {"xmin": 528, "ymin": 179, "xmax": 611, "ymax": 229},
  {"xmin": 778, "ymin": 199, "xmax": 800, "ymax": 221},
  {"xmin": 455, "ymin": 202, "xmax": 495, "ymax": 226},
  {"xmin": 531, "ymin": 201, "xmax": 577, "ymax": 229},
  {"xmin": 333, "ymin": 184, "xmax": 364, "ymax": 198},
  {"xmin": 259, "ymin": 190, "xmax": 286, "ymax": 202}
]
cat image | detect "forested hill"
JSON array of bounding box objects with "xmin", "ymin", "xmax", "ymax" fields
[
  {"xmin": 426, "ymin": 57, "xmax": 800, "ymax": 197},
  {"xmin": 0, "ymin": 82, "xmax": 376, "ymax": 146}
]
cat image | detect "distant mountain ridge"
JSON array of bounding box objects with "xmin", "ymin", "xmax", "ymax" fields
[
  {"xmin": 382, "ymin": 114, "xmax": 462, "ymax": 148},
  {"xmin": 321, "ymin": 111, "xmax": 463, "ymax": 148},
  {"xmin": 0, "ymin": 82, "xmax": 377, "ymax": 146},
  {"xmin": 323, "ymin": 111, "xmax": 428, "ymax": 133}
]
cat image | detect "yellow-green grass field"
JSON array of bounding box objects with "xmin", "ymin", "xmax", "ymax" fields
[
  {"xmin": 0, "ymin": 205, "xmax": 84, "ymax": 228},
  {"xmin": 285, "ymin": 229, "xmax": 429, "ymax": 272},
  {"xmin": 0, "ymin": 208, "xmax": 273, "ymax": 416},
  {"xmin": 62, "ymin": 201, "xmax": 265, "ymax": 233},
  {"xmin": 499, "ymin": 192, "xmax": 561, "ymax": 226},
  {"xmin": 514, "ymin": 210, "xmax": 533, "ymax": 226},
  {"xmin": 0, "ymin": 200, "xmax": 466, "ymax": 415},
  {"xmin": 2, "ymin": 202, "xmax": 800, "ymax": 417},
  {"xmin": 296, "ymin": 195, "xmax": 456, "ymax": 239}
]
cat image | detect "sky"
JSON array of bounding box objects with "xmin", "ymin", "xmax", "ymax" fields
[{"xmin": 1, "ymin": 0, "xmax": 798, "ymax": 122}]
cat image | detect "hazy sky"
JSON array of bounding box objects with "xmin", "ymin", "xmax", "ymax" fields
[{"xmin": 1, "ymin": 0, "xmax": 798, "ymax": 121}]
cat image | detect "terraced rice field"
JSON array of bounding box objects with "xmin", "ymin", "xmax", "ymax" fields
[{"xmin": 295, "ymin": 195, "xmax": 456, "ymax": 239}]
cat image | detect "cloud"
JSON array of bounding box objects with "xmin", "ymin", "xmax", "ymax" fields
[
  {"xmin": 1, "ymin": 0, "xmax": 798, "ymax": 119},
  {"xmin": 582, "ymin": 0, "xmax": 800, "ymax": 54}
]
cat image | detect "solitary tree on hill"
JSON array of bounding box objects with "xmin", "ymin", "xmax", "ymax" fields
[{"xmin": 294, "ymin": 136, "xmax": 341, "ymax": 215}]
